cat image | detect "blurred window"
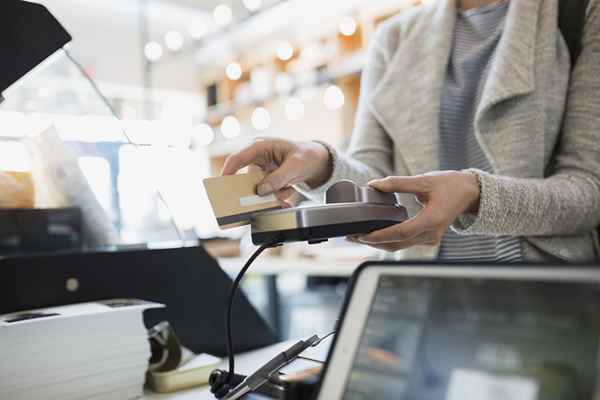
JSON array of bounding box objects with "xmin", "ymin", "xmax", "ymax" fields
[{"xmin": 78, "ymin": 156, "xmax": 113, "ymax": 220}]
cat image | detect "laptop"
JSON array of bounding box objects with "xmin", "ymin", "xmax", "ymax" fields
[{"xmin": 317, "ymin": 262, "xmax": 600, "ymax": 400}]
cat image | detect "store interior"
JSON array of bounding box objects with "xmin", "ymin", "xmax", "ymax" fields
[
  {"xmin": 3, "ymin": 1, "xmax": 600, "ymax": 399},
  {"xmin": 0, "ymin": 0, "xmax": 427, "ymax": 340}
]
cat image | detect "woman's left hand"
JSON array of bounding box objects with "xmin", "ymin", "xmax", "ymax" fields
[{"xmin": 349, "ymin": 171, "xmax": 481, "ymax": 252}]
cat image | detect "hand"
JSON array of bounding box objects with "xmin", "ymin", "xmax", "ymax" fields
[
  {"xmin": 349, "ymin": 171, "xmax": 480, "ymax": 252},
  {"xmin": 221, "ymin": 139, "xmax": 332, "ymax": 201}
]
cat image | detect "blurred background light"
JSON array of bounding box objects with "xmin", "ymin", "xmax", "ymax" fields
[
  {"xmin": 213, "ymin": 4, "xmax": 233, "ymax": 27},
  {"xmin": 251, "ymin": 107, "xmax": 271, "ymax": 131},
  {"xmin": 191, "ymin": 123, "xmax": 215, "ymax": 147},
  {"xmin": 54, "ymin": 115, "xmax": 126, "ymax": 143},
  {"xmin": 0, "ymin": 141, "xmax": 31, "ymax": 172},
  {"xmin": 250, "ymin": 67, "xmax": 273, "ymax": 100},
  {"xmin": 164, "ymin": 30, "xmax": 184, "ymax": 51},
  {"xmin": 285, "ymin": 97, "xmax": 305, "ymax": 121},
  {"xmin": 339, "ymin": 16, "xmax": 357, "ymax": 36},
  {"xmin": 276, "ymin": 41, "xmax": 294, "ymax": 61},
  {"xmin": 225, "ymin": 62, "xmax": 243, "ymax": 81},
  {"xmin": 188, "ymin": 21, "xmax": 207, "ymax": 40},
  {"xmin": 323, "ymin": 84, "xmax": 345, "ymax": 110},
  {"xmin": 274, "ymin": 73, "xmax": 293, "ymax": 94},
  {"xmin": 0, "ymin": 111, "xmax": 27, "ymax": 138},
  {"xmin": 220, "ymin": 115, "xmax": 241, "ymax": 138},
  {"xmin": 243, "ymin": 0, "xmax": 263, "ymax": 12},
  {"xmin": 144, "ymin": 41, "xmax": 163, "ymax": 62}
]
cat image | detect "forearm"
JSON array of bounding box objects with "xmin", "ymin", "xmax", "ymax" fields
[{"xmin": 454, "ymin": 168, "xmax": 600, "ymax": 237}]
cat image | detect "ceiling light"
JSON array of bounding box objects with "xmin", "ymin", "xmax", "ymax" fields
[
  {"xmin": 225, "ymin": 62, "xmax": 242, "ymax": 80},
  {"xmin": 165, "ymin": 30, "xmax": 184, "ymax": 51},
  {"xmin": 192, "ymin": 123, "xmax": 215, "ymax": 147},
  {"xmin": 339, "ymin": 16, "xmax": 357, "ymax": 36},
  {"xmin": 221, "ymin": 115, "xmax": 241, "ymax": 138},
  {"xmin": 144, "ymin": 41, "xmax": 163, "ymax": 62},
  {"xmin": 323, "ymin": 85, "xmax": 345, "ymax": 110},
  {"xmin": 276, "ymin": 41, "xmax": 294, "ymax": 61},
  {"xmin": 243, "ymin": 0, "xmax": 262, "ymax": 12},
  {"xmin": 285, "ymin": 97, "xmax": 304, "ymax": 121},
  {"xmin": 214, "ymin": 4, "xmax": 233, "ymax": 27},
  {"xmin": 188, "ymin": 21, "xmax": 207, "ymax": 40},
  {"xmin": 251, "ymin": 107, "xmax": 271, "ymax": 131}
]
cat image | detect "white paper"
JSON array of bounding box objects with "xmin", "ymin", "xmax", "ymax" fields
[
  {"xmin": 0, "ymin": 299, "xmax": 163, "ymax": 326},
  {"xmin": 25, "ymin": 126, "xmax": 120, "ymax": 247},
  {"xmin": 446, "ymin": 369, "xmax": 538, "ymax": 400},
  {"xmin": 239, "ymin": 193, "xmax": 277, "ymax": 207}
]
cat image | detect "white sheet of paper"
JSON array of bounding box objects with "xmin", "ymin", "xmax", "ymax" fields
[
  {"xmin": 239, "ymin": 193, "xmax": 277, "ymax": 207},
  {"xmin": 446, "ymin": 369, "xmax": 538, "ymax": 400}
]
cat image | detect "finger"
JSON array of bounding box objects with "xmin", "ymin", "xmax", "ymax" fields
[
  {"xmin": 247, "ymin": 164, "xmax": 264, "ymax": 174},
  {"xmin": 221, "ymin": 142, "xmax": 270, "ymax": 176},
  {"xmin": 359, "ymin": 232, "xmax": 434, "ymax": 252},
  {"xmin": 388, "ymin": 233, "xmax": 436, "ymax": 250},
  {"xmin": 346, "ymin": 235, "xmax": 360, "ymax": 243},
  {"xmin": 257, "ymin": 156, "xmax": 303, "ymax": 196},
  {"xmin": 347, "ymin": 235, "xmax": 393, "ymax": 250},
  {"xmin": 274, "ymin": 187, "xmax": 297, "ymax": 202},
  {"xmin": 359, "ymin": 242, "xmax": 398, "ymax": 252},
  {"xmin": 358, "ymin": 211, "xmax": 435, "ymax": 244},
  {"xmin": 368, "ymin": 175, "xmax": 432, "ymax": 194},
  {"xmin": 279, "ymin": 200, "xmax": 293, "ymax": 209}
]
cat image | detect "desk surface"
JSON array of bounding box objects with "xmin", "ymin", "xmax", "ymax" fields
[
  {"xmin": 218, "ymin": 255, "xmax": 370, "ymax": 277},
  {"xmin": 144, "ymin": 338, "xmax": 332, "ymax": 400}
]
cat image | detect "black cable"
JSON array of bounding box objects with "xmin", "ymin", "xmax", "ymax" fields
[
  {"xmin": 311, "ymin": 329, "xmax": 336, "ymax": 347},
  {"xmin": 226, "ymin": 237, "xmax": 282, "ymax": 384}
]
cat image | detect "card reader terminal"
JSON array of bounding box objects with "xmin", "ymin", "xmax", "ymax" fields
[{"xmin": 250, "ymin": 180, "xmax": 408, "ymax": 245}]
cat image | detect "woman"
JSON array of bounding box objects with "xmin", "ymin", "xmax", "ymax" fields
[{"xmin": 222, "ymin": 0, "xmax": 600, "ymax": 262}]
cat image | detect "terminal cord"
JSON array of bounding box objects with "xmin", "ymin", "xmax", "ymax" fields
[{"xmin": 226, "ymin": 237, "xmax": 282, "ymax": 384}]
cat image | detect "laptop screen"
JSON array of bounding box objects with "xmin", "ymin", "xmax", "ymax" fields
[{"xmin": 343, "ymin": 275, "xmax": 600, "ymax": 400}]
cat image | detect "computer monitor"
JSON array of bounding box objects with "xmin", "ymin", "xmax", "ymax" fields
[{"xmin": 319, "ymin": 263, "xmax": 600, "ymax": 400}]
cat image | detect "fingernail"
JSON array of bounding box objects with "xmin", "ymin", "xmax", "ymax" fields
[
  {"xmin": 357, "ymin": 236, "xmax": 368, "ymax": 243},
  {"xmin": 257, "ymin": 183, "xmax": 274, "ymax": 196}
]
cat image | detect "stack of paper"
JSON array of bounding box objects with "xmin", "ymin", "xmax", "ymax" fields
[{"xmin": 0, "ymin": 299, "xmax": 162, "ymax": 400}]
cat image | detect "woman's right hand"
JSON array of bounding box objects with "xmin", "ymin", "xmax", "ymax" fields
[{"xmin": 221, "ymin": 139, "xmax": 332, "ymax": 201}]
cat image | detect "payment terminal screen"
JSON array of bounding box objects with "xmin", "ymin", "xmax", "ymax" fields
[{"xmin": 342, "ymin": 276, "xmax": 600, "ymax": 400}]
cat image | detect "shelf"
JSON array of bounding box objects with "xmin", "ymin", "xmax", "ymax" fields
[{"xmin": 204, "ymin": 49, "xmax": 366, "ymax": 124}]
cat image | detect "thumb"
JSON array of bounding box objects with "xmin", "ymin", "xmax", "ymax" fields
[
  {"xmin": 256, "ymin": 157, "xmax": 301, "ymax": 196},
  {"xmin": 368, "ymin": 175, "xmax": 431, "ymax": 194}
]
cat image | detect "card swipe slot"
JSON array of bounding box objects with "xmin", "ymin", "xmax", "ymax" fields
[{"xmin": 217, "ymin": 206, "xmax": 280, "ymax": 227}]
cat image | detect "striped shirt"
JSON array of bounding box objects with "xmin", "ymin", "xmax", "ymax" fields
[{"xmin": 438, "ymin": 1, "xmax": 523, "ymax": 262}]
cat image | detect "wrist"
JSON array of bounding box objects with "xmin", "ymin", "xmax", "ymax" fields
[
  {"xmin": 462, "ymin": 170, "xmax": 481, "ymax": 215},
  {"xmin": 305, "ymin": 141, "xmax": 333, "ymax": 188}
]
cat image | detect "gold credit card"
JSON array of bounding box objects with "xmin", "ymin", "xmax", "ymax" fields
[{"xmin": 203, "ymin": 172, "xmax": 282, "ymax": 229}]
